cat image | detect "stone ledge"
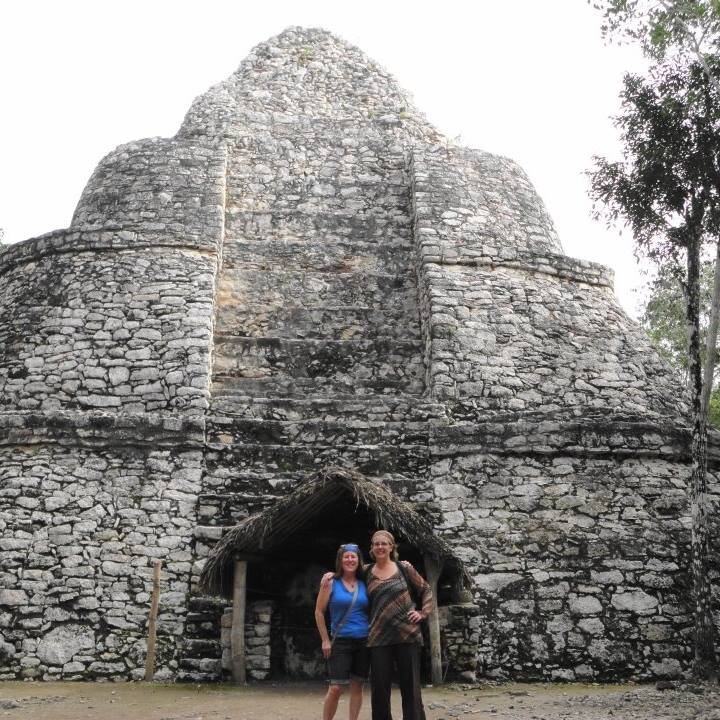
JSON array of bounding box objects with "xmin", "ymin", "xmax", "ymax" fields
[
  {"xmin": 0, "ymin": 228, "xmax": 220, "ymax": 277},
  {"xmin": 431, "ymin": 409, "xmax": 720, "ymax": 464},
  {"xmin": 417, "ymin": 241, "xmax": 614, "ymax": 288},
  {"xmin": 409, "ymin": 145, "xmax": 613, "ymax": 289},
  {"xmin": 0, "ymin": 410, "xmax": 205, "ymax": 448}
]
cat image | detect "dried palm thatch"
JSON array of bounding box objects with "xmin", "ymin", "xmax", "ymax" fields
[{"xmin": 200, "ymin": 466, "xmax": 467, "ymax": 598}]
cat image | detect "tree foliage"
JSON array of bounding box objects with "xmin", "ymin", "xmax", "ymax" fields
[
  {"xmin": 595, "ymin": 0, "xmax": 720, "ymax": 68},
  {"xmin": 590, "ymin": 59, "xmax": 720, "ymax": 260},
  {"xmin": 642, "ymin": 262, "xmax": 720, "ymax": 426}
]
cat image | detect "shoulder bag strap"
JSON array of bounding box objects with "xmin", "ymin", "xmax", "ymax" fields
[
  {"xmin": 330, "ymin": 581, "xmax": 360, "ymax": 647},
  {"xmin": 397, "ymin": 561, "xmax": 422, "ymax": 609}
]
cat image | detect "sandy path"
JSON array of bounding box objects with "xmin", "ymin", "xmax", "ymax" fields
[{"xmin": 0, "ymin": 681, "xmax": 718, "ymax": 720}]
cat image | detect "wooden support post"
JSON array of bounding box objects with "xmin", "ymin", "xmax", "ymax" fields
[
  {"xmin": 144, "ymin": 559, "xmax": 162, "ymax": 681},
  {"xmin": 231, "ymin": 558, "xmax": 248, "ymax": 684},
  {"xmin": 424, "ymin": 554, "xmax": 444, "ymax": 685}
]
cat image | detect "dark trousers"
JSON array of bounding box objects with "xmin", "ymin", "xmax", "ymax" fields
[{"xmin": 370, "ymin": 643, "xmax": 425, "ymax": 720}]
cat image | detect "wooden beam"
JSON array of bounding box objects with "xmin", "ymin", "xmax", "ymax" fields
[
  {"xmin": 144, "ymin": 560, "xmax": 162, "ymax": 681},
  {"xmin": 231, "ymin": 559, "xmax": 248, "ymax": 684},
  {"xmin": 424, "ymin": 554, "xmax": 444, "ymax": 686}
]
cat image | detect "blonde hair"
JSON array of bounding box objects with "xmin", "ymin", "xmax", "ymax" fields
[{"xmin": 369, "ymin": 530, "xmax": 399, "ymax": 561}]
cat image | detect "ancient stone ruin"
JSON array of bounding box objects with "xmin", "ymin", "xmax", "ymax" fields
[{"xmin": 0, "ymin": 27, "xmax": 717, "ymax": 683}]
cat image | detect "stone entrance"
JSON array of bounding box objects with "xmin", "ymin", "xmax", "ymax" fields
[{"xmin": 199, "ymin": 467, "xmax": 472, "ymax": 683}]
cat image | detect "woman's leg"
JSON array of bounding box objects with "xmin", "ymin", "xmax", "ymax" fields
[
  {"xmin": 323, "ymin": 684, "xmax": 344, "ymax": 720},
  {"xmin": 369, "ymin": 645, "xmax": 394, "ymax": 720},
  {"xmin": 348, "ymin": 679, "xmax": 363, "ymax": 720},
  {"xmin": 395, "ymin": 644, "xmax": 424, "ymax": 720}
]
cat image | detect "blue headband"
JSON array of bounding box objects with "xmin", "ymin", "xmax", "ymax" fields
[{"xmin": 341, "ymin": 543, "xmax": 360, "ymax": 552}]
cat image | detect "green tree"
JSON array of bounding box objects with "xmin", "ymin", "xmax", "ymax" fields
[
  {"xmin": 643, "ymin": 262, "xmax": 714, "ymax": 373},
  {"xmin": 597, "ymin": 0, "xmax": 720, "ymax": 408},
  {"xmin": 590, "ymin": 58, "xmax": 720, "ymax": 678},
  {"xmin": 642, "ymin": 262, "xmax": 720, "ymax": 426},
  {"xmin": 709, "ymin": 385, "xmax": 720, "ymax": 427},
  {"xmin": 595, "ymin": 0, "xmax": 720, "ymax": 79}
]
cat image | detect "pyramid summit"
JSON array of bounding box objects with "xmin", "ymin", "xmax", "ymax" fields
[
  {"xmin": 0, "ymin": 29, "xmax": 714, "ymax": 683},
  {"xmin": 178, "ymin": 26, "xmax": 436, "ymax": 134}
]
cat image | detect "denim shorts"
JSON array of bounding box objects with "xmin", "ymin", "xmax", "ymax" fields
[{"xmin": 327, "ymin": 636, "xmax": 369, "ymax": 685}]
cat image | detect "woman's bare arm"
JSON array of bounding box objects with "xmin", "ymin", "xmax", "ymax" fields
[{"xmin": 314, "ymin": 578, "xmax": 333, "ymax": 658}]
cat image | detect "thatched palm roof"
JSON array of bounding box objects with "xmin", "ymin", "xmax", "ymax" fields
[{"xmin": 200, "ymin": 466, "xmax": 466, "ymax": 598}]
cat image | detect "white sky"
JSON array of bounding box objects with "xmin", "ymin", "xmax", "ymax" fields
[{"xmin": 0, "ymin": 0, "xmax": 649, "ymax": 316}]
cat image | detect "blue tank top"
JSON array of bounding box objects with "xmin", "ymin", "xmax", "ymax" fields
[{"xmin": 329, "ymin": 579, "xmax": 370, "ymax": 639}]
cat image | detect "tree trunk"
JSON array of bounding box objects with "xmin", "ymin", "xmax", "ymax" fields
[
  {"xmin": 687, "ymin": 233, "xmax": 718, "ymax": 680},
  {"xmin": 701, "ymin": 239, "xmax": 720, "ymax": 415}
]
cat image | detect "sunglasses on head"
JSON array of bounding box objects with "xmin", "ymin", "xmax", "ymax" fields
[{"xmin": 340, "ymin": 543, "xmax": 360, "ymax": 552}]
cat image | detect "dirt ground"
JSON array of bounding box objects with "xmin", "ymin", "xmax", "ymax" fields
[{"xmin": 0, "ymin": 680, "xmax": 719, "ymax": 720}]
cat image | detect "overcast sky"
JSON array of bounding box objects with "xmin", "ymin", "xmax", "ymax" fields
[{"xmin": 0, "ymin": 1, "xmax": 648, "ymax": 316}]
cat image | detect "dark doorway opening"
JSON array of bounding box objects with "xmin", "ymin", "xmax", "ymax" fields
[{"xmin": 202, "ymin": 467, "xmax": 470, "ymax": 683}]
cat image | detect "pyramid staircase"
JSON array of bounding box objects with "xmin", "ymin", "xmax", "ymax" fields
[{"xmin": 180, "ymin": 129, "xmax": 445, "ymax": 680}]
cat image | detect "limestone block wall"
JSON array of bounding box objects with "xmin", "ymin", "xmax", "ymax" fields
[
  {"xmin": 220, "ymin": 601, "xmax": 273, "ymax": 680},
  {"xmin": 0, "ymin": 236, "xmax": 218, "ymax": 415},
  {"xmin": 439, "ymin": 604, "xmax": 482, "ymax": 681},
  {"xmin": 0, "ymin": 131, "xmax": 226, "ymax": 681},
  {"xmin": 410, "ymin": 148, "xmax": 685, "ymax": 419},
  {"xmin": 413, "ymin": 146, "xmax": 562, "ymax": 259},
  {"xmin": 427, "ymin": 419, "xmax": 720, "ymax": 680},
  {"xmin": 71, "ymin": 138, "xmax": 226, "ymax": 245},
  {"xmin": 421, "ymin": 263, "xmax": 684, "ymax": 417},
  {"xmin": 0, "ymin": 412, "xmax": 204, "ymax": 680}
]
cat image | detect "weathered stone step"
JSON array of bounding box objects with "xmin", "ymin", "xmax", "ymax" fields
[
  {"xmin": 223, "ymin": 209, "xmax": 413, "ymax": 245},
  {"xmin": 211, "ymin": 336, "xmax": 424, "ymax": 395},
  {"xmin": 206, "ymin": 415, "xmax": 431, "ymax": 447},
  {"xmin": 197, "ymin": 468, "xmax": 432, "ymax": 526},
  {"xmin": 205, "ymin": 441, "xmax": 429, "ymax": 480},
  {"xmin": 215, "ymin": 304, "xmax": 422, "ymax": 340},
  {"xmin": 208, "ymin": 395, "xmax": 447, "ymax": 424},
  {"xmin": 225, "ymin": 178, "xmax": 409, "ymax": 215},
  {"xmin": 177, "ymin": 657, "xmax": 221, "ymax": 679},
  {"xmin": 177, "ymin": 595, "xmax": 226, "ymax": 680},
  {"xmin": 211, "ymin": 375, "xmax": 424, "ymax": 398},
  {"xmin": 218, "ymin": 268, "xmax": 416, "ymax": 305},
  {"xmin": 221, "ymin": 238, "xmax": 414, "ymax": 274},
  {"xmin": 197, "ymin": 490, "xmax": 296, "ymax": 526},
  {"xmin": 182, "ymin": 638, "xmax": 222, "ymax": 659},
  {"xmin": 188, "ymin": 596, "xmax": 228, "ymax": 613},
  {"xmin": 227, "ymin": 141, "xmax": 408, "ymax": 182},
  {"xmin": 199, "ymin": 469, "xmax": 311, "ymax": 498},
  {"xmin": 214, "ymin": 268, "xmax": 419, "ymax": 340},
  {"xmin": 228, "ymin": 125, "xmax": 409, "ymax": 166}
]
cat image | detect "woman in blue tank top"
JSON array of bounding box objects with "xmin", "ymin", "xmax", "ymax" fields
[{"xmin": 314, "ymin": 543, "xmax": 370, "ymax": 720}]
